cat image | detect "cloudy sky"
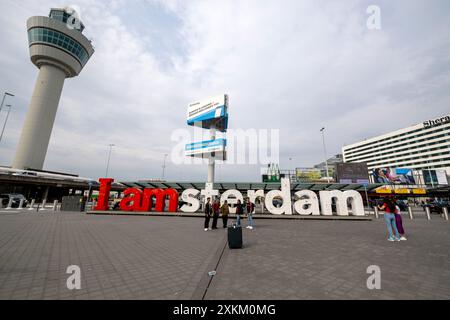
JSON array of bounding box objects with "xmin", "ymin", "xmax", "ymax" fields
[{"xmin": 0, "ymin": 0, "xmax": 449, "ymax": 182}]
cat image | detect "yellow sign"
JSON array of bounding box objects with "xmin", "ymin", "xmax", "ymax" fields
[
  {"xmin": 394, "ymin": 189, "xmax": 410, "ymax": 194},
  {"xmin": 376, "ymin": 187, "xmax": 392, "ymax": 194},
  {"xmin": 412, "ymin": 189, "xmax": 427, "ymax": 195}
]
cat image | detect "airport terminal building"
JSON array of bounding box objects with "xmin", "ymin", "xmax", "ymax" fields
[{"xmin": 342, "ymin": 115, "xmax": 450, "ymax": 184}]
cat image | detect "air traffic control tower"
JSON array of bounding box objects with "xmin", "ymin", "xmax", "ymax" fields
[{"xmin": 13, "ymin": 8, "xmax": 94, "ymax": 170}]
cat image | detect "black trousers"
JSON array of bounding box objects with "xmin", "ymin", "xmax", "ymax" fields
[
  {"xmin": 204, "ymin": 215, "xmax": 211, "ymax": 229},
  {"xmin": 212, "ymin": 214, "xmax": 219, "ymax": 229},
  {"xmin": 222, "ymin": 216, "xmax": 229, "ymax": 228}
]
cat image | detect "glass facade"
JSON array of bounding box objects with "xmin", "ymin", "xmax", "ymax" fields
[{"xmin": 28, "ymin": 27, "xmax": 89, "ymax": 65}]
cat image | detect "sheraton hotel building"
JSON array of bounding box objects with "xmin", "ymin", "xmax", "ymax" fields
[{"xmin": 342, "ymin": 114, "xmax": 450, "ymax": 184}]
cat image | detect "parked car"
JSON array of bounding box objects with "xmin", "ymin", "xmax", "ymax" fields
[
  {"xmin": 0, "ymin": 194, "xmax": 28, "ymax": 208},
  {"xmin": 424, "ymin": 201, "xmax": 449, "ymax": 214},
  {"xmin": 396, "ymin": 201, "xmax": 408, "ymax": 211}
]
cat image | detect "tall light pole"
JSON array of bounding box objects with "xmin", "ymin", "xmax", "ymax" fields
[
  {"xmin": 320, "ymin": 127, "xmax": 331, "ymax": 183},
  {"xmin": 289, "ymin": 157, "xmax": 295, "ymax": 182},
  {"xmin": 0, "ymin": 92, "xmax": 14, "ymax": 114},
  {"xmin": 0, "ymin": 104, "xmax": 12, "ymax": 143},
  {"xmin": 162, "ymin": 153, "xmax": 168, "ymax": 181},
  {"xmin": 105, "ymin": 144, "xmax": 115, "ymax": 178}
]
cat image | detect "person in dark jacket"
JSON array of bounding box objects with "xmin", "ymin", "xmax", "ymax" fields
[
  {"xmin": 204, "ymin": 198, "xmax": 212, "ymax": 231},
  {"xmin": 212, "ymin": 199, "xmax": 220, "ymax": 229},
  {"xmin": 236, "ymin": 200, "xmax": 243, "ymax": 227}
]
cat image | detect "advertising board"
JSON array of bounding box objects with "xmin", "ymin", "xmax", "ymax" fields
[
  {"xmin": 372, "ymin": 168, "xmax": 416, "ymax": 184},
  {"xmin": 187, "ymin": 94, "xmax": 229, "ymax": 132},
  {"xmin": 185, "ymin": 138, "xmax": 227, "ymax": 159},
  {"xmin": 335, "ymin": 163, "xmax": 369, "ymax": 184}
]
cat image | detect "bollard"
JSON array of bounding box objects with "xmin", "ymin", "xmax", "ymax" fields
[
  {"xmin": 19, "ymin": 199, "xmax": 25, "ymax": 209},
  {"xmin": 425, "ymin": 207, "xmax": 431, "ymax": 220},
  {"xmin": 374, "ymin": 207, "xmax": 379, "ymax": 219},
  {"xmin": 443, "ymin": 207, "xmax": 449, "ymax": 221},
  {"xmin": 408, "ymin": 206, "xmax": 414, "ymax": 220},
  {"xmin": 6, "ymin": 198, "xmax": 14, "ymax": 210},
  {"xmin": 28, "ymin": 199, "xmax": 35, "ymax": 210},
  {"xmin": 53, "ymin": 200, "xmax": 58, "ymax": 211}
]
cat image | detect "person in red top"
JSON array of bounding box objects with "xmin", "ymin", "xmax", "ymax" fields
[
  {"xmin": 211, "ymin": 199, "xmax": 221, "ymax": 230},
  {"xmin": 378, "ymin": 197, "xmax": 401, "ymax": 241}
]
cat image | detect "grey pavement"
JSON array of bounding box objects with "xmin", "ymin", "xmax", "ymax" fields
[{"xmin": 0, "ymin": 210, "xmax": 449, "ymax": 300}]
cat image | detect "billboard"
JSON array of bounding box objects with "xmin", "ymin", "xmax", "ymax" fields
[
  {"xmin": 296, "ymin": 168, "xmax": 322, "ymax": 182},
  {"xmin": 372, "ymin": 168, "xmax": 416, "ymax": 184},
  {"xmin": 185, "ymin": 138, "xmax": 227, "ymax": 160},
  {"xmin": 335, "ymin": 163, "xmax": 369, "ymax": 184},
  {"xmin": 187, "ymin": 94, "xmax": 229, "ymax": 132},
  {"xmin": 423, "ymin": 169, "xmax": 449, "ymax": 185}
]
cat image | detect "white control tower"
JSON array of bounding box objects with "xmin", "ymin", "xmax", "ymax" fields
[{"xmin": 13, "ymin": 8, "xmax": 94, "ymax": 170}]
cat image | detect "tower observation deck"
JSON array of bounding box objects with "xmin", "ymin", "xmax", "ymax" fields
[{"xmin": 13, "ymin": 7, "xmax": 94, "ymax": 170}]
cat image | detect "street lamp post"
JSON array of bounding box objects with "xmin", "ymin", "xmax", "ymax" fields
[
  {"xmin": 289, "ymin": 157, "xmax": 293, "ymax": 182},
  {"xmin": 320, "ymin": 127, "xmax": 331, "ymax": 183},
  {"xmin": 105, "ymin": 144, "xmax": 115, "ymax": 178},
  {"xmin": 0, "ymin": 92, "xmax": 14, "ymax": 114},
  {"xmin": 162, "ymin": 153, "xmax": 168, "ymax": 181},
  {"xmin": 0, "ymin": 104, "xmax": 12, "ymax": 143}
]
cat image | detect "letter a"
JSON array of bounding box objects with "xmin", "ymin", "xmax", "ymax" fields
[
  {"xmin": 367, "ymin": 5, "xmax": 381, "ymax": 30},
  {"xmin": 366, "ymin": 265, "xmax": 381, "ymax": 290},
  {"xmin": 66, "ymin": 265, "xmax": 81, "ymax": 290}
]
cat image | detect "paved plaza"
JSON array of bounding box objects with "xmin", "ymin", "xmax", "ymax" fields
[{"xmin": 0, "ymin": 210, "xmax": 449, "ymax": 300}]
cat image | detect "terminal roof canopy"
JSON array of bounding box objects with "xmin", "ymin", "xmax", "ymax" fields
[{"xmin": 120, "ymin": 181, "xmax": 387, "ymax": 192}]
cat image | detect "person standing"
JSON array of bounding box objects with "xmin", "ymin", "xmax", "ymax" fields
[
  {"xmin": 246, "ymin": 200, "xmax": 255, "ymax": 230},
  {"xmin": 378, "ymin": 197, "xmax": 401, "ymax": 241},
  {"xmin": 236, "ymin": 200, "xmax": 243, "ymax": 227},
  {"xmin": 395, "ymin": 202, "xmax": 407, "ymax": 241},
  {"xmin": 221, "ymin": 200, "xmax": 230, "ymax": 228},
  {"xmin": 212, "ymin": 199, "xmax": 220, "ymax": 230},
  {"xmin": 204, "ymin": 198, "xmax": 212, "ymax": 231}
]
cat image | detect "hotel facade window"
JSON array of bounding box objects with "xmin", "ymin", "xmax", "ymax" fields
[{"xmin": 342, "ymin": 115, "xmax": 450, "ymax": 179}]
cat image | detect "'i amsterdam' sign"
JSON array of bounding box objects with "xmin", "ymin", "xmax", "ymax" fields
[{"xmin": 94, "ymin": 178, "xmax": 366, "ymax": 216}]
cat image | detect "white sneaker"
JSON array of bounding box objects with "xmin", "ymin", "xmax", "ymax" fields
[
  {"xmin": 204, "ymin": 228, "xmax": 208, "ymax": 231},
  {"xmin": 246, "ymin": 226, "xmax": 250, "ymax": 229},
  {"xmin": 388, "ymin": 238, "xmax": 395, "ymax": 242},
  {"xmin": 249, "ymin": 226, "xmax": 253, "ymax": 230},
  {"xmin": 208, "ymin": 228, "xmax": 212, "ymax": 231},
  {"xmin": 400, "ymin": 236, "xmax": 407, "ymax": 241}
]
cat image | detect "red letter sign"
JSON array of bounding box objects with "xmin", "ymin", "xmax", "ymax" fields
[
  {"xmin": 94, "ymin": 178, "xmax": 113, "ymax": 211},
  {"xmin": 119, "ymin": 188, "xmax": 143, "ymax": 212},
  {"xmin": 119, "ymin": 188, "xmax": 179, "ymax": 213}
]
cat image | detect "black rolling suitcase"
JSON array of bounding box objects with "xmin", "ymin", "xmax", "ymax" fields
[{"xmin": 228, "ymin": 225, "xmax": 243, "ymax": 249}]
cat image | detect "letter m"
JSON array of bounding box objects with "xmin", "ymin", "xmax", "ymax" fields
[
  {"xmin": 319, "ymin": 190, "xmax": 365, "ymax": 216},
  {"xmin": 142, "ymin": 188, "xmax": 179, "ymax": 212}
]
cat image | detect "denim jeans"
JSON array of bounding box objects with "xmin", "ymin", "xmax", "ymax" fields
[
  {"xmin": 236, "ymin": 214, "xmax": 241, "ymax": 227},
  {"xmin": 384, "ymin": 213, "xmax": 400, "ymax": 239},
  {"xmin": 248, "ymin": 214, "xmax": 254, "ymax": 227}
]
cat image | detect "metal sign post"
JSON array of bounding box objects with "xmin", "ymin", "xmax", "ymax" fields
[
  {"xmin": 443, "ymin": 207, "xmax": 449, "ymax": 221},
  {"xmin": 363, "ymin": 184, "xmax": 370, "ymax": 215},
  {"xmin": 186, "ymin": 95, "xmax": 229, "ymax": 185},
  {"xmin": 425, "ymin": 206, "xmax": 431, "ymax": 220},
  {"xmin": 408, "ymin": 206, "xmax": 414, "ymax": 220}
]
